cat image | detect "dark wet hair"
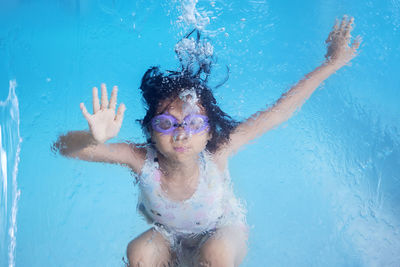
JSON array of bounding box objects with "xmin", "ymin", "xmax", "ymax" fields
[{"xmin": 137, "ymin": 66, "xmax": 239, "ymax": 153}]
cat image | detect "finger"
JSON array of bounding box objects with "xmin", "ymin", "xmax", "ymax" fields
[
  {"xmin": 344, "ymin": 17, "xmax": 354, "ymax": 40},
  {"xmin": 333, "ymin": 18, "xmax": 340, "ymax": 31},
  {"xmin": 339, "ymin": 15, "xmax": 348, "ymax": 31},
  {"xmin": 325, "ymin": 31, "xmax": 334, "ymax": 43},
  {"xmin": 80, "ymin": 103, "xmax": 91, "ymax": 121},
  {"xmin": 326, "ymin": 18, "xmax": 340, "ymax": 43},
  {"xmin": 115, "ymin": 103, "xmax": 126, "ymax": 125},
  {"xmin": 92, "ymin": 87, "xmax": 100, "ymax": 113},
  {"xmin": 109, "ymin": 86, "xmax": 118, "ymax": 110},
  {"xmin": 100, "ymin": 83, "xmax": 109, "ymax": 110},
  {"xmin": 352, "ymin": 35, "xmax": 362, "ymax": 50}
]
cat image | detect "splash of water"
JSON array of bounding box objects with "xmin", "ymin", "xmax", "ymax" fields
[
  {"xmin": 179, "ymin": 88, "xmax": 201, "ymax": 114},
  {"xmin": 0, "ymin": 80, "xmax": 22, "ymax": 267},
  {"xmin": 175, "ymin": 31, "xmax": 214, "ymax": 78},
  {"xmin": 177, "ymin": 0, "xmax": 210, "ymax": 30},
  {"xmin": 173, "ymin": 1, "xmax": 229, "ymax": 89}
]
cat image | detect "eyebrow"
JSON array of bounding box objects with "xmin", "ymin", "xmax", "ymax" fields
[
  {"xmin": 156, "ymin": 108, "xmax": 169, "ymax": 116},
  {"xmin": 156, "ymin": 104, "xmax": 206, "ymax": 117}
]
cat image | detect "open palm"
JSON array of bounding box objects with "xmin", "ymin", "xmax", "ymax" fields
[
  {"xmin": 80, "ymin": 83, "xmax": 126, "ymax": 143},
  {"xmin": 325, "ymin": 16, "xmax": 361, "ymax": 67}
]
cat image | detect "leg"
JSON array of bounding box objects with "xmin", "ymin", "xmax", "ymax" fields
[
  {"xmin": 126, "ymin": 227, "xmax": 174, "ymax": 267},
  {"xmin": 197, "ymin": 224, "xmax": 249, "ymax": 267}
]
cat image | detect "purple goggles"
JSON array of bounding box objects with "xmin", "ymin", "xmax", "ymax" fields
[{"xmin": 151, "ymin": 114, "xmax": 209, "ymax": 134}]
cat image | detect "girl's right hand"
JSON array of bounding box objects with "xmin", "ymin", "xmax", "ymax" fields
[{"xmin": 80, "ymin": 83, "xmax": 126, "ymax": 143}]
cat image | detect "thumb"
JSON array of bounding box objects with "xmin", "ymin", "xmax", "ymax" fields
[
  {"xmin": 80, "ymin": 103, "xmax": 91, "ymax": 122},
  {"xmin": 352, "ymin": 35, "xmax": 362, "ymax": 50}
]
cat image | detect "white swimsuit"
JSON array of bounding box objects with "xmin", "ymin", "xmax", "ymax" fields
[{"xmin": 137, "ymin": 145, "xmax": 247, "ymax": 247}]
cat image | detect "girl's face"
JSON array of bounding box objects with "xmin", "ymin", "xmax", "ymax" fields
[{"xmin": 151, "ymin": 97, "xmax": 212, "ymax": 163}]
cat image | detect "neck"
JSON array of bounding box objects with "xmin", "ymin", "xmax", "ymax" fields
[{"xmin": 156, "ymin": 151, "xmax": 200, "ymax": 182}]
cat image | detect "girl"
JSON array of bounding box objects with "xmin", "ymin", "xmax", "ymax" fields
[{"xmin": 55, "ymin": 16, "xmax": 360, "ymax": 267}]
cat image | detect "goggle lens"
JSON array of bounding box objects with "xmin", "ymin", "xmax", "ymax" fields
[
  {"xmin": 156, "ymin": 118, "xmax": 173, "ymax": 130},
  {"xmin": 188, "ymin": 116, "xmax": 205, "ymax": 131}
]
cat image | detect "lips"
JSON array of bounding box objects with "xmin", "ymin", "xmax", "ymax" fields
[{"xmin": 174, "ymin": 147, "xmax": 187, "ymax": 152}]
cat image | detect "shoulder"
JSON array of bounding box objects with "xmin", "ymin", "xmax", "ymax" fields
[
  {"xmin": 206, "ymin": 148, "xmax": 229, "ymax": 173},
  {"xmin": 129, "ymin": 142, "xmax": 148, "ymax": 156},
  {"xmin": 117, "ymin": 142, "xmax": 147, "ymax": 174}
]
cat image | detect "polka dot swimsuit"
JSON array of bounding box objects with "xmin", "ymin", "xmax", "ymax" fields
[{"xmin": 137, "ymin": 145, "xmax": 247, "ymax": 238}]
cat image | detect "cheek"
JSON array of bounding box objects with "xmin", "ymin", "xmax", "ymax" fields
[
  {"xmin": 192, "ymin": 132, "xmax": 211, "ymax": 148},
  {"xmin": 199, "ymin": 130, "xmax": 212, "ymax": 142},
  {"xmin": 151, "ymin": 133, "xmax": 169, "ymax": 147}
]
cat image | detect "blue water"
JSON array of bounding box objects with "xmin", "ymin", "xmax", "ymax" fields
[{"xmin": 1, "ymin": 0, "xmax": 399, "ymax": 266}]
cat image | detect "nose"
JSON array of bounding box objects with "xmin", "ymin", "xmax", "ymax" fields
[{"xmin": 172, "ymin": 126, "xmax": 189, "ymax": 142}]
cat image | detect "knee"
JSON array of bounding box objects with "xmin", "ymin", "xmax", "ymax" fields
[
  {"xmin": 126, "ymin": 239, "xmax": 151, "ymax": 266},
  {"xmin": 198, "ymin": 238, "xmax": 236, "ymax": 267},
  {"xmin": 126, "ymin": 238, "xmax": 171, "ymax": 267}
]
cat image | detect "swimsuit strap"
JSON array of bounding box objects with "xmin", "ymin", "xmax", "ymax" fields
[
  {"xmin": 146, "ymin": 145, "xmax": 160, "ymax": 167},
  {"xmin": 146, "ymin": 144, "xmax": 156, "ymax": 160},
  {"xmin": 138, "ymin": 144, "xmax": 159, "ymax": 184}
]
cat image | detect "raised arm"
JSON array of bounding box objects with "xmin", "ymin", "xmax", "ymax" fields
[
  {"xmin": 217, "ymin": 16, "xmax": 361, "ymax": 159},
  {"xmin": 52, "ymin": 84, "xmax": 146, "ymax": 174}
]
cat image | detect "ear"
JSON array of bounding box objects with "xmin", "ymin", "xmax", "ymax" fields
[
  {"xmin": 149, "ymin": 130, "xmax": 156, "ymax": 144},
  {"xmin": 207, "ymin": 131, "xmax": 213, "ymax": 141}
]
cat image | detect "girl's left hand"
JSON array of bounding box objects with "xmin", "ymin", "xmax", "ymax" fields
[{"xmin": 325, "ymin": 16, "xmax": 361, "ymax": 68}]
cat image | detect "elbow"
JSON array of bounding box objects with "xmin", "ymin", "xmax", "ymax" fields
[
  {"xmin": 51, "ymin": 139, "xmax": 68, "ymax": 157},
  {"xmin": 51, "ymin": 135, "xmax": 73, "ymax": 158}
]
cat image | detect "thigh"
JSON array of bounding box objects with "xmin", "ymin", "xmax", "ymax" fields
[
  {"xmin": 199, "ymin": 224, "xmax": 249, "ymax": 266},
  {"xmin": 127, "ymin": 227, "xmax": 175, "ymax": 266}
]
